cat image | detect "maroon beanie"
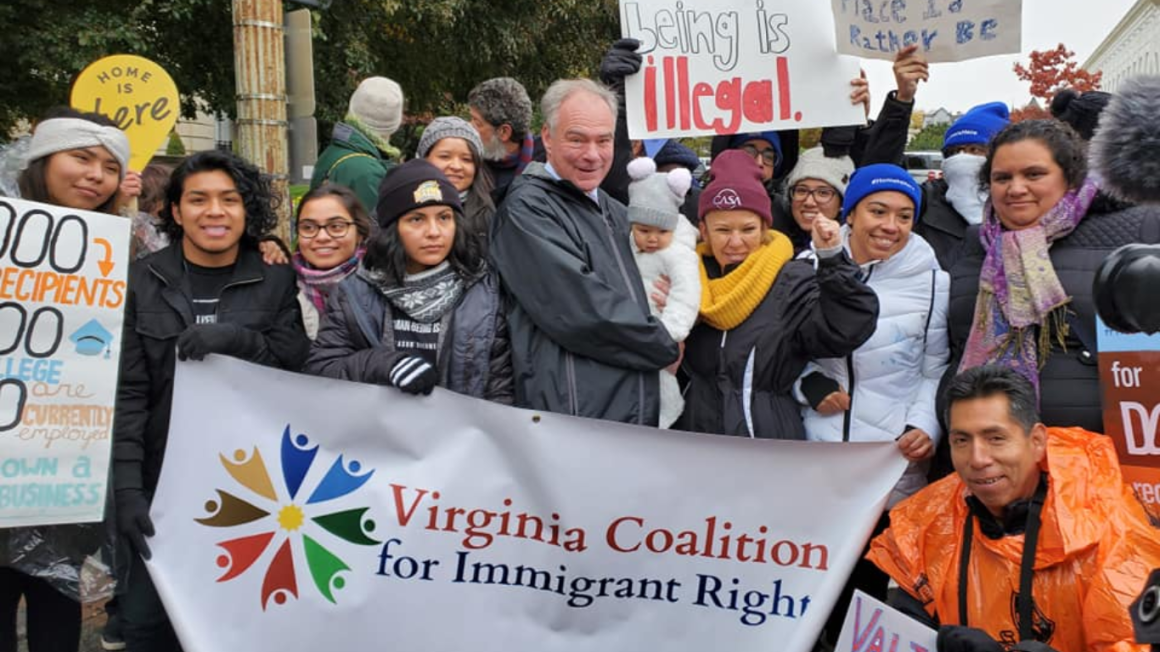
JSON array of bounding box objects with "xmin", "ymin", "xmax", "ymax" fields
[{"xmin": 698, "ymin": 150, "xmax": 772, "ymax": 226}]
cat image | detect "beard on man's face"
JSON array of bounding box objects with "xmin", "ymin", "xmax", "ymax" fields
[{"xmin": 482, "ymin": 132, "xmax": 510, "ymax": 161}]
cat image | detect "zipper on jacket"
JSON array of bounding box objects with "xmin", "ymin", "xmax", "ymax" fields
[
  {"xmin": 565, "ymin": 351, "xmax": 578, "ymax": 416},
  {"xmin": 213, "ymin": 277, "xmax": 262, "ymax": 321},
  {"xmin": 841, "ymin": 353, "xmax": 856, "ymax": 442},
  {"xmin": 601, "ymin": 204, "xmax": 649, "ymax": 421},
  {"xmin": 842, "ymin": 266, "xmax": 873, "ymax": 442},
  {"xmin": 601, "ymin": 207, "xmax": 638, "ymax": 298}
]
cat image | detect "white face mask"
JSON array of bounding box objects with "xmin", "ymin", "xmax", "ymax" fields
[{"xmin": 942, "ymin": 153, "xmax": 988, "ymax": 225}]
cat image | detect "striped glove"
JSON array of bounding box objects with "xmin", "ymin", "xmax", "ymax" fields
[{"xmin": 389, "ymin": 355, "xmax": 437, "ymax": 395}]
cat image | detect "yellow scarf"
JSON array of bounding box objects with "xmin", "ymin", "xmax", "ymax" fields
[{"xmin": 697, "ymin": 230, "xmax": 794, "ymax": 331}]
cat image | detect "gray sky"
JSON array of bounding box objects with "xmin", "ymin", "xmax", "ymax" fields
[{"xmin": 861, "ymin": 0, "xmax": 1137, "ymax": 114}]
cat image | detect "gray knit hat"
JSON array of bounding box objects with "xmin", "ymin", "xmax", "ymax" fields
[
  {"xmin": 627, "ymin": 157, "xmax": 691, "ymax": 230},
  {"xmin": 348, "ymin": 77, "xmax": 404, "ymax": 139},
  {"xmin": 415, "ymin": 117, "xmax": 484, "ymax": 160},
  {"xmin": 784, "ymin": 147, "xmax": 855, "ymax": 198}
]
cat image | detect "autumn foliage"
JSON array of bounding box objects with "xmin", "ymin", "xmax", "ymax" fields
[
  {"xmin": 1010, "ymin": 105, "xmax": 1051, "ymax": 123},
  {"xmin": 1014, "ymin": 44, "xmax": 1103, "ymax": 101}
]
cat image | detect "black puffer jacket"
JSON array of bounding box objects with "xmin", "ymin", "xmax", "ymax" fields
[
  {"xmin": 305, "ymin": 268, "xmax": 513, "ymax": 404},
  {"xmin": 677, "ymin": 252, "xmax": 879, "ymax": 439},
  {"xmin": 113, "ymin": 245, "xmax": 309, "ymax": 493},
  {"xmin": 490, "ymin": 163, "xmax": 679, "ymax": 425},
  {"xmin": 941, "ymin": 204, "xmax": 1160, "ymax": 436}
]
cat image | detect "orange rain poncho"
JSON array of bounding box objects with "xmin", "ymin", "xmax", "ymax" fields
[{"xmin": 868, "ymin": 427, "xmax": 1160, "ymax": 652}]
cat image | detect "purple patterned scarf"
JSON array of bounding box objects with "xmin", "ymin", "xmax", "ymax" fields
[
  {"xmin": 293, "ymin": 247, "xmax": 365, "ymax": 312},
  {"xmin": 959, "ymin": 177, "xmax": 1101, "ymax": 395}
]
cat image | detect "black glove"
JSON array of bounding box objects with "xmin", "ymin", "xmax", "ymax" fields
[
  {"xmin": 116, "ymin": 489, "xmax": 155, "ymax": 560},
  {"xmin": 820, "ymin": 125, "xmax": 859, "ymax": 158},
  {"xmin": 937, "ymin": 626, "xmax": 1004, "ymax": 652},
  {"xmin": 599, "ymin": 38, "xmax": 642, "ymax": 93},
  {"xmin": 800, "ymin": 371, "xmax": 841, "ymax": 409},
  {"xmin": 177, "ymin": 323, "xmax": 256, "ymax": 361},
  {"xmin": 388, "ymin": 355, "xmax": 438, "ymax": 395}
]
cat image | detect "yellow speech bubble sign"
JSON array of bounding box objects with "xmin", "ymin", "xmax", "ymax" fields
[{"xmin": 70, "ymin": 54, "xmax": 180, "ymax": 171}]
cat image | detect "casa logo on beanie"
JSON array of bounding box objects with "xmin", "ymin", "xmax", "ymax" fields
[
  {"xmin": 413, "ymin": 180, "xmax": 443, "ymax": 204},
  {"xmin": 712, "ymin": 188, "xmax": 742, "ymax": 211}
]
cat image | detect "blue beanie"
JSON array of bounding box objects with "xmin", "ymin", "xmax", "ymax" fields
[
  {"xmin": 654, "ymin": 140, "xmax": 701, "ymax": 173},
  {"xmin": 943, "ymin": 102, "xmax": 1010, "ymax": 152},
  {"xmin": 840, "ymin": 164, "xmax": 922, "ymax": 221},
  {"xmin": 729, "ymin": 131, "xmax": 783, "ymax": 172}
]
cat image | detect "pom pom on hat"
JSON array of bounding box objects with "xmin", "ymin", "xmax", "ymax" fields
[
  {"xmin": 1051, "ymin": 88, "xmax": 1113, "ymax": 141},
  {"xmin": 627, "ymin": 156, "xmax": 656, "ymax": 181}
]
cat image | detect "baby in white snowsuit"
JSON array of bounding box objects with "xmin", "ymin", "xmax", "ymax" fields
[{"xmin": 626, "ymin": 157, "xmax": 701, "ymax": 428}]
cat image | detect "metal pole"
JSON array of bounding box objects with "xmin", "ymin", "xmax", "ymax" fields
[{"xmin": 232, "ymin": 0, "xmax": 291, "ymax": 242}]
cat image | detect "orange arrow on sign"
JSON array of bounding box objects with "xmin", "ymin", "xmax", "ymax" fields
[{"xmin": 94, "ymin": 238, "xmax": 115, "ymax": 277}]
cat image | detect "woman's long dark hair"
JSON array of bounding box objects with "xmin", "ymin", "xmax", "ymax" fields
[
  {"xmin": 462, "ymin": 150, "xmax": 496, "ymax": 240},
  {"xmin": 18, "ymin": 107, "xmax": 123, "ymax": 215},
  {"xmin": 362, "ymin": 206, "xmax": 484, "ymax": 287}
]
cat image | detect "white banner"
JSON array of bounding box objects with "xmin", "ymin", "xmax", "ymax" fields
[
  {"xmin": 832, "ymin": 0, "xmax": 1022, "ymax": 63},
  {"xmin": 0, "ymin": 197, "xmax": 130, "ymax": 527},
  {"xmin": 148, "ymin": 357, "xmax": 908, "ymax": 651},
  {"xmin": 835, "ymin": 590, "xmax": 937, "ymax": 652},
  {"xmin": 620, "ymin": 0, "xmax": 865, "ymax": 139}
]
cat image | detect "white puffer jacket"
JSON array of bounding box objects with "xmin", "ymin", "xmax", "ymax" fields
[
  {"xmin": 632, "ymin": 219, "xmax": 701, "ymax": 428},
  {"xmin": 797, "ymin": 227, "xmax": 949, "ymax": 506}
]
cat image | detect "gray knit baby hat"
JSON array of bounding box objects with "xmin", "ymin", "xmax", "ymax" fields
[{"xmin": 627, "ymin": 157, "xmax": 692, "ymax": 230}]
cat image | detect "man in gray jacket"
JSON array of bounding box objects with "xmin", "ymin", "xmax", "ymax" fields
[{"xmin": 489, "ymin": 79, "xmax": 679, "ymax": 426}]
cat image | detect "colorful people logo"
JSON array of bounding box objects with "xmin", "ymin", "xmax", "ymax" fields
[{"xmin": 196, "ymin": 426, "xmax": 380, "ymax": 610}]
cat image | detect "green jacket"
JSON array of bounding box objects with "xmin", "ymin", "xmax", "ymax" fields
[{"xmin": 310, "ymin": 122, "xmax": 395, "ymax": 213}]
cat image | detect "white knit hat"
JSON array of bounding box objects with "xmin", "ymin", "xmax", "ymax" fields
[
  {"xmin": 784, "ymin": 147, "xmax": 854, "ymax": 198},
  {"xmin": 348, "ymin": 77, "xmax": 404, "ymax": 139}
]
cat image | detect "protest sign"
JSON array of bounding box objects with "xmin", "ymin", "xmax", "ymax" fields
[
  {"xmin": 620, "ymin": 0, "xmax": 864, "ymax": 139},
  {"xmin": 1098, "ymin": 317, "xmax": 1160, "ymax": 524},
  {"xmin": 835, "ymin": 590, "xmax": 937, "ymax": 652},
  {"xmin": 832, "ymin": 0, "xmax": 1022, "ymax": 63},
  {"xmin": 71, "ymin": 54, "xmax": 180, "ymax": 171},
  {"xmin": 148, "ymin": 357, "xmax": 909, "ymax": 652},
  {"xmin": 0, "ymin": 197, "xmax": 130, "ymax": 527}
]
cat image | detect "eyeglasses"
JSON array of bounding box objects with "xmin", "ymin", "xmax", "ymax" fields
[
  {"xmin": 297, "ymin": 221, "xmax": 355, "ymax": 239},
  {"xmin": 790, "ymin": 185, "xmax": 838, "ymax": 203},
  {"xmin": 741, "ymin": 144, "xmax": 777, "ymax": 166}
]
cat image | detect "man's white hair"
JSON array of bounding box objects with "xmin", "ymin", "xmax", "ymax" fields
[{"xmin": 540, "ymin": 79, "xmax": 618, "ymax": 134}]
